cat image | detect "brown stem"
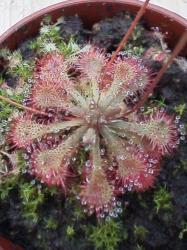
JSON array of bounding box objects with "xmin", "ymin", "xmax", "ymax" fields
[
  {"xmin": 124, "ymin": 30, "xmax": 187, "ymax": 116},
  {"xmin": 107, "ymin": 0, "xmax": 150, "ymax": 67},
  {"xmin": 0, "ymin": 94, "xmax": 48, "ymax": 116}
]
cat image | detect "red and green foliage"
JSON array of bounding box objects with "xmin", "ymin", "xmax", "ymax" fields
[
  {"xmin": 8, "ymin": 47, "xmax": 179, "ymax": 218},
  {"xmin": 1, "ymin": 0, "xmax": 186, "ymax": 219}
]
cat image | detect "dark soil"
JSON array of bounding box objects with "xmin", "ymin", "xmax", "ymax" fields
[{"xmin": 0, "ymin": 12, "xmax": 187, "ymax": 250}]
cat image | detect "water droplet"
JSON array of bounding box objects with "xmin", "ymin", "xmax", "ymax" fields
[
  {"xmin": 100, "ymin": 148, "xmax": 105, "ymax": 155},
  {"xmin": 31, "ymin": 180, "xmax": 36, "ymax": 185},
  {"xmin": 85, "ymin": 160, "xmax": 91, "ymax": 168},
  {"xmin": 72, "ymin": 157, "xmax": 76, "ymax": 162},
  {"xmin": 106, "ymin": 216, "xmax": 111, "ymax": 221},
  {"xmin": 117, "ymin": 201, "xmax": 121, "ymax": 206},
  {"xmin": 180, "ymin": 136, "xmax": 185, "ymax": 141},
  {"xmin": 128, "ymin": 139, "xmax": 134, "ymax": 145},
  {"xmin": 81, "ymin": 200, "xmax": 87, "ymax": 205}
]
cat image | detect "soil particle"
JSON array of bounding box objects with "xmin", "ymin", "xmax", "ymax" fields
[
  {"xmin": 91, "ymin": 12, "xmax": 133, "ymax": 50},
  {"xmin": 59, "ymin": 15, "xmax": 85, "ymax": 43},
  {"xmin": 4, "ymin": 74, "xmax": 19, "ymax": 88},
  {"xmin": 144, "ymin": 222, "xmax": 169, "ymax": 249},
  {"xmin": 19, "ymin": 39, "xmax": 35, "ymax": 60}
]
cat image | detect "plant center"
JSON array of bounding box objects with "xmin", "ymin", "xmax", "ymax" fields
[{"xmin": 85, "ymin": 100, "xmax": 106, "ymax": 129}]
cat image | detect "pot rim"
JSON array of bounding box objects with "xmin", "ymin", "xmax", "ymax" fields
[{"xmin": 0, "ymin": 0, "xmax": 187, "ymax": 45}]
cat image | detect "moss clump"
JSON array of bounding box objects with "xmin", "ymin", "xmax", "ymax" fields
[
  {"xmin": 174, "ymin": 103, "xmax": 186, "ymax": 117},
  {"xmin": 44, "ymin": 217, "xmax": 59, "ymax": 230},
  {"xmin": 20, "ymin": 182, "xmax": 44, "ymax": 222},
  {"xmin": 179, "ymin": 221, "xmax": 187, "ymax": 240},
  {"xmin": 66, "ymin": 225, "xmax": 75, "ymax": 238},
  {"xmin": 153, "ymin": 186, "xmax": 173, "ymax": 212},
  {"xmin": 0, "ymin": 151, "xmax": 25, "ymax": 199},
  {"xmin": 133, "ymin": 224, "xmax": 149, "ymax": 241},
  {"xmin": 0, "ymin": 174, "xmax": 18, "ymax": 200},
  {"xmin": 87, "ymin": 220, "xmax": 122, "ymax": 250}
]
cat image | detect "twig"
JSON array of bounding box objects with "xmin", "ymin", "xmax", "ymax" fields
[
  {"xmin": 107, "ymin": 0, "xmax": 150, "ymax": 67},
  {"xmin": 0, "ymin": 94, "xmax": 48, "ymax": 116}
]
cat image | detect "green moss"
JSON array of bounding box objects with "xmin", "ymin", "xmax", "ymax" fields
[
  {"xmin": 180, "ymin": 160, "xmax": 187, "ymax": 173},
  {"xmin": 45, "ymin": 186, "xmax": 59, "ymax": 196},
  {"xmin": 65, "ymin": 196, "xmax": 86, "ymax": 221},
  {"xmin": 172, "ymin": 160, "xmax": 187, "ymax": 177},
  {"xmin": 153, "ymin": 96, "xmax": 166, "ymax": 107},
  {"xmin": 0, "ymin": 102, "xmax": 14, "ymax": 120},
  {"xmin": 0, "ymin": 151, "xmax": 25, "ymax": 200},
  {"xmin": 58, "ymin": 37, "xmax": 80, "ymax": 57},
  {"xmin": 0, "ymin": 87, "xmax": 25, "ymax": 124},
  {"xmin": 179, "ymin": 221, "xmax": 187, "ymax": 240},
  {"xmin": 0, "ymin": 75, "xmax": 4, "ymax": 85},
  {"xmin": 153, "ymin": 186, "xmax": 173, "ymax": 212},
  {"xmin": 88, "ymin": 220, "xmax": 122, "ymax": 250},
  {"xmin": 66, "ymin": 225, "xmax": 75, "ymax": 238},
  {"xmin": 0, "ymin": 48, "xmax": 11, "ymax": 58},
  {"xmin": 137, "ymin": 194, "xmax": 148, "ymax": 209},
  {"xmin": 10, "ymin": 61, "xmax": 33, "ymax": 80},
  {"xmin": 0, "ymin": 174, "xmax": 18, "ymax": 200},
  {"xmin": 29, "ymin": 23, "xmax": 62, "ymax": 54},
  {"xmin": 135, "ymin": 244, "xmax": 146, "ymax": 250},
  {"xmin": 131, "ymin": 25, "xmax": 145, "ymax": 43},
  {"xmin": 0, "ymin": 91, "xmax": 17, "ymax": 120},
  {"xmin": 174, "ymin": 103, "xmax": 186, "ymax": 117},
  {"xmin": 29, "ymin": 15, "xmax": 81, "ymax": 58},
  {"xmin": 133, "ymin": 224, "xmax": 149, "ymax": 241},
  {"xmin": 125, "ymin": 45, "xmax": 145, "ymax": 57},
  {"xmin": 124, "ymin": 25, "xmax": 146, "ymax": 56},
  {"xmin": 140, "ymin": 96, "xmax": 166, "ymax": 116},
  {"xmin": 4, "ymin": 50, "xmax": 33, "ymax": 80},
  {"xmin": 44, "ymin": 217, "xmax": 59, "ymax": 230},
  {"xmin": 20, "ymin": 182, "xmax": 44, "ymax": 222},
  {"xmin": 123, "ymin": 228, "xmax": 129, "ymax": 241}
]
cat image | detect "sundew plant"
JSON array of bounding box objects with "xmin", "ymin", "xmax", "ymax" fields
[{"xmin": 0, "ymin": 0, "xmax": 187, "ymax": 219}]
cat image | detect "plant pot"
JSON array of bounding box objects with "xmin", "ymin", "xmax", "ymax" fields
[
  {"xmin": 0, "ymin": 236, "xmax": 23, "ymax": 250},
  {"xmin": 0, "ymin": 1, "xmax": 186, "ymax": 249},
  {"xmin": 0, "ymin": 0, "xmax": 186, "ymax": 54}
]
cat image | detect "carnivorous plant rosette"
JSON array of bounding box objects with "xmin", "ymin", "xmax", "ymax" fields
[{"xmin": 8, "ymin": 46, "xmax": 179, "ymax": 218}]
